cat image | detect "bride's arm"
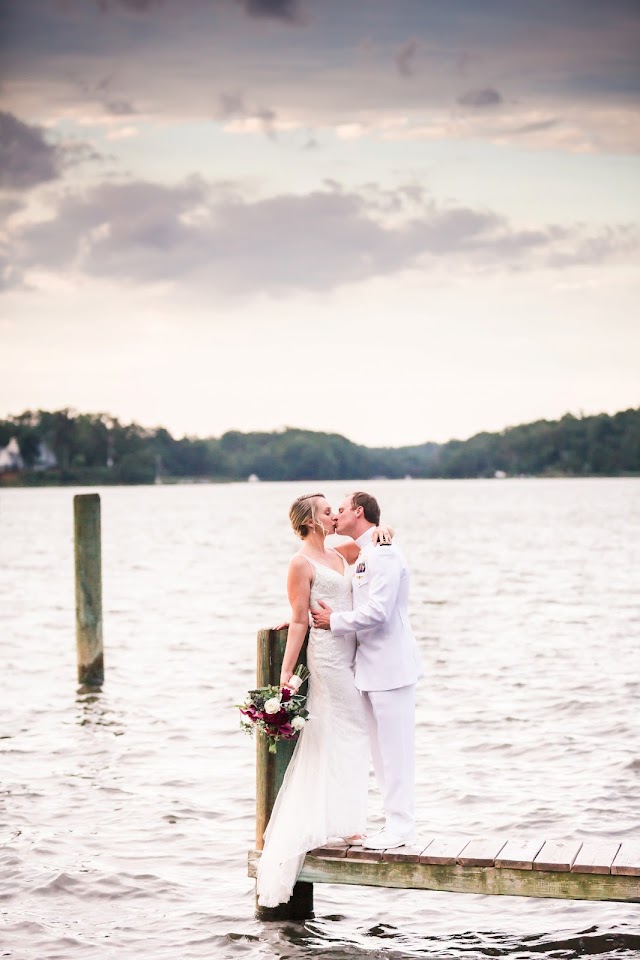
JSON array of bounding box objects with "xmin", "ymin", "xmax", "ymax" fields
[
  {"xmin": 333, "ymin": 524, "xmax": 395, "ymax": 565},
  {"xmin": 280, "ymin": 556, "xmax": 312, "ymax": 688},
  {"xmin": 333, "ymin": 540, "xmax": 360, "ymax": 565}
]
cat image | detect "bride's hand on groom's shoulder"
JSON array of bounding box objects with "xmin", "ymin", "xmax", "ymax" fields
[{"xmin": 372, "ymin": 524, "xmax": 394, "ymax": 545}]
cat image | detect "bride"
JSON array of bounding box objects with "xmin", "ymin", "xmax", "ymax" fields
[{"xmin": 256, "ymin": 492, "xmax": 391, "ymax": 908}]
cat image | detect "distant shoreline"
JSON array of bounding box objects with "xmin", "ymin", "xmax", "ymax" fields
[
  {"xmin": 1, "ymin": 406, "xmax": 639, "ymax": 485},
  {"xmin": 2, "ymin": 472, "xmax": 639, "ymax": 489}
]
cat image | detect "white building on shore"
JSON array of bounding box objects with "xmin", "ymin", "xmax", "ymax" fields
[
  {"xmin": 33, "ymin": 441, "xmax": 57, "ymax": 471},
  {"xmin": 0, "ymin": 437, "xmax": 58, "ymax": 472},
  {"xmin": 0, "ymin": 437, "xmax": 24, "ymax": 472}
]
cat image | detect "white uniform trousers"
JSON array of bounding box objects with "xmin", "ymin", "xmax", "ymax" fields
[{"xmin": 362, "ymin": 683, "xmax": 416, "ymax": 839}]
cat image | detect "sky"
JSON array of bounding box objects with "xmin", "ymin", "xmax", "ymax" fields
[{"xmin": 1, "ymin": 0, "xmax": 639, "ymax": 447}]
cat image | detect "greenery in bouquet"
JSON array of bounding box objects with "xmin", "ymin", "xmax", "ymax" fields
[{"xmin": 237, "ymin": 665, "xmax": 310, "ymax": 754}]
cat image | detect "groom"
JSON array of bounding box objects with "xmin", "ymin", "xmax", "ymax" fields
[{"xmin": 311, "ymin": 491, "xmax": 423, "ymax": 850}]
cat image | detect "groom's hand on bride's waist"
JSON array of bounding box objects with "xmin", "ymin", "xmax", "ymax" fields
[{"xmin": 310, "ymin": 600, "xmax": 332, "ymax": 630}]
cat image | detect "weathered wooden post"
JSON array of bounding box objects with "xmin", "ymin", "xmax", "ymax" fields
[
  {"xmin": 255, "ymin": 626, "xmax": 313, "ymax": 921},
  {"xmin": 74, "ymin": 493, "xmax": 104, "ymax": 687}
]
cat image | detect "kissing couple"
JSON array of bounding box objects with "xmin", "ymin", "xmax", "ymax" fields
[{"xmin": 256, "ymin": 491, "xmax": 424, "ymax": 909}]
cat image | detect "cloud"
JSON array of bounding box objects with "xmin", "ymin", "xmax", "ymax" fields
[
  {"xmin": 105, "ymin": 125, "xmax": 139, "ymax": 140},
  {"xmin": 95, "ymin": 0, "xmax": 305, "ymax": 22},
  {"xmin": 65, "ymin": 71, "xmax": 139, "ymax": 119},
  {"xmin": 0, "ymin": 197, "xmax": 25, "ymax": 290},
  {"xmin": 5, "ymin": 177, "xmax": 638, "ymax": 295},
  {"xmin": 219, "ymin": 92, "xmax": 247, "ymax": 117},
  {"xmin": 457, "ymin": 88, "xmax": 503, "ymax": 108},
  {"xmin": 507, "ymin": 118, "xmax": 558, "ymax": 135},
  {"xmin": 104, "ymin": 99, "xmax": 137, "ymax": 116},
  {"xmin": 0, "ymin": 197, "xmax": 25, "ymax": 221},
  {"xmin": 238, "ymin": 0, "xmax": 304, "ymax": 23},
  {"xmin": 372, "ymin": 102, "xmax": 640, "ymax": 154},
  {"xmin": 395, "ymin": 40, "xmax": 418, "ymax": 78},
  {"xmin": 96, "ymin": 0, "xmax": 165, "ymax": 11},
  {"xmin": 0, "ymin": 112, "xmax": 61, "ymax": 190},
  {"xmin": 3, "ymin": 1, "xmax": 638, "ymax": 154},
  {"xmin": 0, "ymin": 112, "xmax": 103, "ymax": 191},
  {"xmin": 218, "ymin": 91, "xmax": 279, "ymax": 138}
]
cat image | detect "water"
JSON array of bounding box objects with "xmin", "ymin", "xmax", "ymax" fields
[{"xmin": 1, "ymin": 479, "xmax": 639, "ymax": 959}]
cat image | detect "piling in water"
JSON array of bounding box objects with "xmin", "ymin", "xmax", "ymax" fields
[
  {"xmin": 73, "ymin": 493, "xmax": 104, "ymax": 687},
  {"xmin": 255, "ymin": 627, "xmax": 313, "ymax": 920}
]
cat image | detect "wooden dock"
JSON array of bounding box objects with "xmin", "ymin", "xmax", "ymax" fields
[
  {"xmin": 249, "ymin": 628, "xmax": 640, "ymax": 918},
  {"xmin": 249, "ymin": 836, "xmax": 640, "ymax": 904}
]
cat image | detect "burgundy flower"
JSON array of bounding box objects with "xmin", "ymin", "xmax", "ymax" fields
[{"xmin": 265, "ymin": 708, "xmax": 288, "ymax": 726}]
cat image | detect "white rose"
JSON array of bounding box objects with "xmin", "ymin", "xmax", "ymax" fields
[
  {"xmin": 264, "ymin": 697, "xmax": 281, "ymax": 714},
  {"xmin": 291, "ymin": 716, "xmax": 307, "ymax": 731}
]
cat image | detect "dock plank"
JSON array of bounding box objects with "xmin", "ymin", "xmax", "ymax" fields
[
  {"xmin": 420, "ymin": 837, "xmax": 469, "ymax": 865},
  {"xmin": 611, "ymin": 841, "xmax": 640, "ymax": 876},
  {"xmin": 382, "ymin": 841, "xmax": 433, "ymax": 864},
  {"xmin": 572, "ymin": 841, "xmax": 621, "ymax": 875},
  {"xmin": 345, "ymin": 844, "xmax": 384, "ymax": 862},
  {"xmin": 533, "ymin": 840, "xmax": 582, "ymax": 872},
  {"xmin": 495, "ymin": 838, "xmax": 545, "ymax": 870},
  {"xmin": 457, "ymin": 838, "xmax": 507, "ymax": 867},
  {"xmin": 309, "ymin": 841, "xmax": 349, "ymax": 859}
]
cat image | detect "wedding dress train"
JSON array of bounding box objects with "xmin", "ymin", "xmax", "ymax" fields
[{"xmin": 256, "ymin": 554, "xmax": 369, "ymax": 908}]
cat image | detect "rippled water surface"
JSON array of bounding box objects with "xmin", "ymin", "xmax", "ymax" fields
[{"xmin": 1, "ymin": 479, "xmax": 639, "ymax": 959}]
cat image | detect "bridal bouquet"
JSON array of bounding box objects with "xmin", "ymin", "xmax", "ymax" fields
[{"xmin": 238, "ymin": 664, "xmax": 310, "ymax": 754}]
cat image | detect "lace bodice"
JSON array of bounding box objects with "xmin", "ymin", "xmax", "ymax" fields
[
  {"xmin": 305, "ymin": 556, "xmax": 355, "ymax": 670},
  {"xmin": 306, "ymin": 554, "xmax": 352, "ymax": 611}
]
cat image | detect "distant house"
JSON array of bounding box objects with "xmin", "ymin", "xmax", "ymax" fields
[
  {"xmin": 0, "ymin": 437, "xmax": 24, "ymax": 472},
  {"xmin": 33, "ymin": 441, "xmax": 57, "ymax": 471}
]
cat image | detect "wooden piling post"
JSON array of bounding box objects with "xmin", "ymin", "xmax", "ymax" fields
[
  {"xmin": 74, "ymin": 493, "xmax": 104, "ymax": 687},
  {"xmin": 255, "ymin": 627, "xmax": 313, "ymax": 921}
]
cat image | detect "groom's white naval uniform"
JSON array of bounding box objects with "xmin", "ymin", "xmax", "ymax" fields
[{"xmin": 329, "ymin": 529, "xmax": 423, "ymax": 845}]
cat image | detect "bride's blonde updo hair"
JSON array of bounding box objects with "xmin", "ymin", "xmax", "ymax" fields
[{"xmin": 289, "ymin": 492, "xmax": 326, "ymax": 540}]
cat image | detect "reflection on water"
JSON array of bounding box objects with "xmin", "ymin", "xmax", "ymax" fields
[
  {"xmin": 74, "ymin": 690, "xmax": 126, "ymax": 736},
  {"xmin": 1, "ymin": 479, "xmax": 639, "ymax": 959},
  {"xmin": 239, "ymin": 916, "xmax": 640, "ymax": 959}
]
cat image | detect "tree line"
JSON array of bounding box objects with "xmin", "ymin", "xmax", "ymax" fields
[{"xmin": 0, "ymin": 407, "xmax": 638, "ymax": 485}]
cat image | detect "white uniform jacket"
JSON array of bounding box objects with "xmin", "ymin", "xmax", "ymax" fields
[{"xmin": 330, "ymin": 532, "xmax": 424, "ymax": 692}]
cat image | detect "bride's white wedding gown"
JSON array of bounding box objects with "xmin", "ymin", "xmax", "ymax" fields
[{"xmin": 256, "ymin": 553, "xmax": 370, "ymax": 908}]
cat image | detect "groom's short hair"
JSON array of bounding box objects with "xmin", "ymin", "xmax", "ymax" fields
[{"xmin": 351, "ymin": 491, "xmax": 380, "ymax": 526}]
